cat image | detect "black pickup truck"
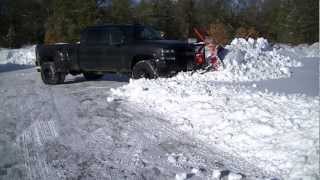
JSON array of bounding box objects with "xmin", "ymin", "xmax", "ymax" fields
[{"xmin": 36, "ymin": 24, "xmax": 197, "ymax": 84}]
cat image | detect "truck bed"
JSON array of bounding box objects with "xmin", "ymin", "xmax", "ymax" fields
[{"xmin": 36, "ymin": 43, "xmax": 80, "ymax": 72}]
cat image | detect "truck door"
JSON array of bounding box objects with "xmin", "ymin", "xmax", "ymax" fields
[
  {"xmin": 100, "ymin": 27, "xmax": 126, "ymax": 72},
  {"xmin": 79, "ymin": 28, "xmax": 108, "ymax": 71}
]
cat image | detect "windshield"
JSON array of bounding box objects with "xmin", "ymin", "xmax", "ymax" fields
[{"xmin": 135, "ymin": 26, "xmax": 163, "ymax": 40}]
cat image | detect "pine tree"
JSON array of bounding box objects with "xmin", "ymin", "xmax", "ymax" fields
[
  {"xmin": 274, "ymin": 0, "xmax": 318, "ymax": 44},
  {"xmin": 110, "ymin": 0, "xmax": 132, "ymax": 24},
  {"xmin": 6, "ymin": 25, "xmax": 15, "ymax": 48},
  {"xmin": 152, "ymin": 0, "xmax": 178, "ymax": 38},
  {"xmin": 134, "ymin": 0, "xmax": 154, "ymax": 25},
  {"xmin": 175, "ymin": 0, "xmax": 197, "ymax": 39},
  {"xmin": 45, "ymin": 0, "xmax": 97, "ymax": 43}
]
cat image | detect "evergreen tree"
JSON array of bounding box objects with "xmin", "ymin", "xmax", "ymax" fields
[
  {"xmin": 1, "ymin": 0, "xmax": 47, "ymax": 47},
  {"xmin": 110, "ymin": 0, "xmax": 132, "ymax": 24},
  {"xmin": 274, "ymin": 0, "xmax": 318, "ymax": 44},
  {"xmin": 152, "ymin": 0, "xmax": 178, "ymax": 38},
  {"xmin": 134, "ymin": 0, "xmax": 154, "ymax": 25},
  {"xmin": 45, "ymin": 0, "xmax": 97, "ymax": 43},
  {"xmin": 0, "ymin": 0, "xmax": 318, "ymax": 47},
  {"xmin": 5, "ymin": 25, "xmax": 15, "ymax": 48},
  {"xmin": 175, "ymin": 0, "xmax": 198, "ymax": 39},
  {"xmin": 295, "ymin": 0, "xmax": 318, "ymax": 44}
]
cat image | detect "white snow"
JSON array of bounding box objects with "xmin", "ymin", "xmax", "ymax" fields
[
  {"xmin": 275, "ymin": 42, "xmax": 320, "ymax": 59},
  {"xmin": 211, "ymin": 169, "xmax": 221, "ymax": 179},
  {"xmin": 198, "ymin": 38, "xmax": 303, "ymax": 82},
  {"xmin": 228, "ymin": 172, "xmax": 243, "ymax": 180},
  {"xmin": 111, "ymin": 38, "xmax": 320, "ymax": 179},
  {"xmin": 175, "ymin": 173, "xmax": 187, "ymax": 180},
  {"xmin": 0, "ymin": 45, "xmax": 36, "ymax": 65},
  {"xmin": 0, "ymin": 38, "xmax": 318, "ymax": 179}
]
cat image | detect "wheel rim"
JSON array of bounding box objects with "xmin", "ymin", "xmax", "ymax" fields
[{"xmin": 137, "ymin": 69, "xmax": 150, "ymax": 79}]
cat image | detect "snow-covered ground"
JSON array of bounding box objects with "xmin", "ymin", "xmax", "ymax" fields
[
  {"xmin": 0, "ymin": 38, "xmax": 319, "ymax": 180},
  {"xmin": 111, "ymin": 38, "xmax": 320, "ymax": 179}
]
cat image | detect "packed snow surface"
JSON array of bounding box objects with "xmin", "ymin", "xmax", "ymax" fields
[{"xmin": 111, "ymin": 38, "xmax": 319, "ymax": 179}]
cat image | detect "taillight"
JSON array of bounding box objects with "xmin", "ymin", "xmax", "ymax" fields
[{"xmin": 195, "ymin": 53, "xmax": 205, "ymax": 65}]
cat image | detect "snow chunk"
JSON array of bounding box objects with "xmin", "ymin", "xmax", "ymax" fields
[
  {"xmin": 175, "ymin": 173, "xmax": 187, "ymax": 180},
  {"xmin": 191, "ymin": 168, "xmax": 199, "ymax": 174},
  {"xmin": 228, "ymin": 172, "xmax": 243, "ymax": 180},
  {"xmin": 211, "ymin": 169, "xmax": 221, "ymax": 179}
]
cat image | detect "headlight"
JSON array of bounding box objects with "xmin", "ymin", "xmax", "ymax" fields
[{"xmin": 160, "ymin": 49, "xmax": 175, "ymax": 60}]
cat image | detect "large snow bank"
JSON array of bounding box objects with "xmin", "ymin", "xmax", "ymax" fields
[
  {"xmin": 111, "ymin": 74, "xmax": 319, "ymax": 179},
  {"xmin": 0, "ymin": 46, "xmax": 36, "ymax": 65},
  {"xmin": 201, "ymin": 38, "xmax": 302, "ymax": 82},
  {"xmin": 275, "ymin": 42, "xmax": 320, "ymax": 59},
  {"xmin": 110, "ymin": 38, "xmax": 319, "ymax": 179}
]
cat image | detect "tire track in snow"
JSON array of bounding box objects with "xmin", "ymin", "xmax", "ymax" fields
[
  {"xmin": 0, "ymin": 70, "xmax": 60, "ymax": 180},
  {"xmin": 103, "ymin": 100, "xmax": 276, "ymax": 179},
  {"xmin": 63, "ymin": 85, "xmax": 276, "ymax": 179},
  {"xmin": 15, "ymin": 84, "xmax": 60, "ymax": 180},
  {"xmin": 0, "ymin": 69, "xmax": 281, "ymax": 179}
]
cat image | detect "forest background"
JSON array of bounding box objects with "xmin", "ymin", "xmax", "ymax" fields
[{"xmin": 0, "ymin": 0, "xmax": 318, "ymax": 48}]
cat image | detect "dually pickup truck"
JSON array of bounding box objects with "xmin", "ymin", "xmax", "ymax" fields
[{"xmin": 36, "ymin": 24, "xmax": 198, "ymax": 84}]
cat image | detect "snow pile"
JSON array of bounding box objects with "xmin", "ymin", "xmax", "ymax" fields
[
  {"xmin": 0, "ymin": 45, "xmax": 36, "ymax": 65},
  {"xmin": 110, "ymin": 38, "xmax": 319, "ymax": 179},
  {"xmin": 201, "ymin": 38, "xmax": 302, "ymax": 82},
  {"xmin": 111, "ymin": 75, "xmax": 319, "ymax": 179},
  {"xmin": 275, "ymin": 42, "xmax": 320, "ymax": 58}
]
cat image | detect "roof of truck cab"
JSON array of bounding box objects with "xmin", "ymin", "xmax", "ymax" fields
[{"xmin": 84, "ymin": 24, "xmax": 143, "ymax": 30}]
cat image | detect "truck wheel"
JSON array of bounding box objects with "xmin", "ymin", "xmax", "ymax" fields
[
  {"xmin": 83, "ymin": 72, "xmax": 104, "ymax": 81},
  {"xmin": 40, "ymin": 62, "xmax": 65, "ymax": 85},
  {"xmin": 186, "ymin": 61, "xmax": 195, "ymax": 71},
  {"xmin": 132, "ymin": 60, "xmax": 158, "ymax": 79}
]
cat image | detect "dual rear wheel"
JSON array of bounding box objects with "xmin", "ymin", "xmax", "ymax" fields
[{"xmin": 40, "ymin": 62, "xmax": 65, "ymax": 85}]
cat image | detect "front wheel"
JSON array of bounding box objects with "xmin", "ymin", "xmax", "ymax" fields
[
  {"xmin": 40, "ymin": 62, "xmax": 65, "ymax": 85},
  {"xmin": 83, "ymin": 72, "xmax": 104, "ymax": 81},
  {"xmin": 132, "ymin": 60, "xmax": 158, "ymax": 79}
]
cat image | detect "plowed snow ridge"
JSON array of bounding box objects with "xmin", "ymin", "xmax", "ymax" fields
[{"xmin": 111, "ymin": 38, "xmax": 320, "ymax": 179}]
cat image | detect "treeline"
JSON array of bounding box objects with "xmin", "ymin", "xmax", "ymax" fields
[{"xmin": 0, "ymin": 0, "xmax": 318, "ymax": 48}]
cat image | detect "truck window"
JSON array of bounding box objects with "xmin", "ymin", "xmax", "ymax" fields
[
  {"xmin": 135, "ymin": 26, "xmax": 162, "ymax": 40},
  {"xmin": 109, "ymin": 29, "xmax": 124, "ymax": 45},
  {"xmin": 86, "ymin": 29, "xmax": 108, "ymax": 44}
]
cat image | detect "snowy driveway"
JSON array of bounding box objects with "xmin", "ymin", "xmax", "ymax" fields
[{"xmin": 0, "ymin": 69, "xmax": 272, "ymax": 180}]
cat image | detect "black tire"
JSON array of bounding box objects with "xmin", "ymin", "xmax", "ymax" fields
[
  {"xmin": 40, "ymin": 62, "xmax": 65, "ymax": 85},
  {"xmin": 83, "ymin": 72, "xmax": 104, "ymax": 81},
  {"xmin": 186, "ymin": 61, "xmax": 196, "ymax": 71},
  {"xmin": 132, "ymin": 60, "xmax": 158, "ymax": 79}
]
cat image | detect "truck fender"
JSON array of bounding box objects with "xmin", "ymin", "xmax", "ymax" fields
[{"xmin": 131, "ymin": 55, "xmax": 155, "ymax": 69}]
